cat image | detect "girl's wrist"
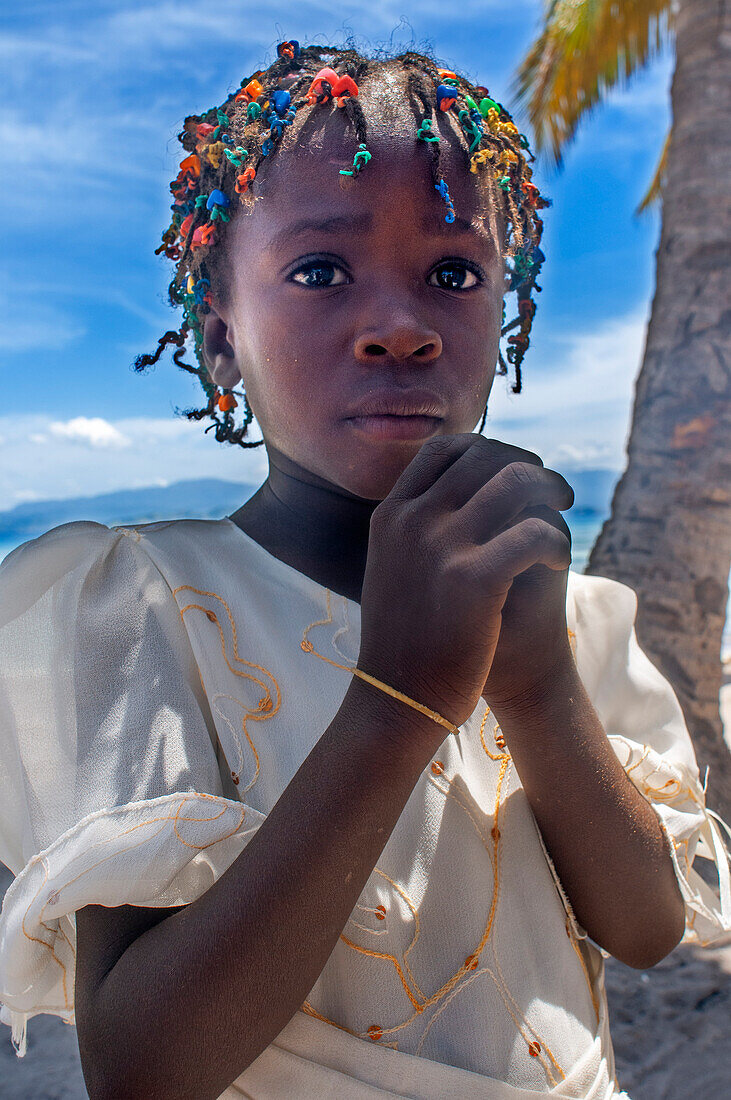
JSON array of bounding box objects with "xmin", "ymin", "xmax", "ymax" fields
[
  {"xmin": 485, "ymin": 643, "xmax": 577, "ymax": 724},
  {"xmin": 338, "ymin": 671, "xmax": 452, "ymax": 763}
]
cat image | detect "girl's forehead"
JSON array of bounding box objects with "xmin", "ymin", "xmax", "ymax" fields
[{"xmin": 243, "ymin": 119, "xmax": 495, "ymax": 247}]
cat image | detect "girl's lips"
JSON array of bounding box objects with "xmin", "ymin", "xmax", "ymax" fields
[{"xmin": 345, "ymin": 414, "xmax": 442, "ymax": 440}]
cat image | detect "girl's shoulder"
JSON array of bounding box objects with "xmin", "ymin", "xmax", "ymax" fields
[{"xmin": 0, "ymin": 517, "xmax": 232, "ymax": 586}]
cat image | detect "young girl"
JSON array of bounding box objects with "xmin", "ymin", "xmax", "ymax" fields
[{"xmin": 1, "ymin": 41, "xmax": 729, "ymax": 1100}]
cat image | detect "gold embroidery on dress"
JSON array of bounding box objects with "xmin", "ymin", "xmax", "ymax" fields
[{"xmin": 174, "ymin": 585, "xmax": 280, "ymax": 790}]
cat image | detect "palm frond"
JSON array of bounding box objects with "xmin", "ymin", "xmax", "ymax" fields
[
  {"xmin": 636, "ymin": 130, "xmax": 670, "ymax": 213},
  {"xmin": 513, "ymin": 0, "xmax": 674, "ymax": 166}
]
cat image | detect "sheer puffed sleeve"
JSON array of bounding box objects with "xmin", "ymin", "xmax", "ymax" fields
[
  {"xmin": 0, "ymin": 522, "xmax": 263, "ymax": 1054},
  {"xmin": 566, "ymin": 571, "xmax": 730, "ymax": 949}
]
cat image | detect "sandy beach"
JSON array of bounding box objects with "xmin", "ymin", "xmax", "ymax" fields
[{"xmin": 2, "ymin": 684, "xmax": 730, "ymax": 1099}]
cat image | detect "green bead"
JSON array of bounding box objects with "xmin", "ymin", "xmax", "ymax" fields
[
  {"xmin": 479, "ymin": 97, "xmax": 498, "ymax": 117},
  {"xmin": 464, "ymin": 95, "xmax": 477, "ymax": 111}
]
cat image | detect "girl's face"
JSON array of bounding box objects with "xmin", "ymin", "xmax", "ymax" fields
[{"xmin": 204, "ymin": 107, "xmax": 505, "ymax": 501}]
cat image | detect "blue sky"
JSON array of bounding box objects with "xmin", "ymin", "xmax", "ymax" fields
[{"xmin": 0, "ymin": 0, "xmax": 673, "ymax": 508}]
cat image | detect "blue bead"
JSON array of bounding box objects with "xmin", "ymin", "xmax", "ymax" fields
[
  {"xmin": 290, "ymin": 40, "xmax": 300, "ymax": 57},
  {"xmin": 436, "ymin": 85, "xmax": 457, "ymax": 110},
  {"xmin": 271, "ymin": 90, "xmax": 291, "ymax": 118},
  {"xmin": 207, "ymin": 189, "xmax": 230, "ymax": 210}
]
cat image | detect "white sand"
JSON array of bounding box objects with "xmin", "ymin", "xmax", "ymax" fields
[{"xmin": 2, "ymin": 686, "xmax": 730, "ymax": 1098}]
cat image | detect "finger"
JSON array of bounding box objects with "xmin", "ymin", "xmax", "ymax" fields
[
  {"xmin": 386, "ymin": 433, "xmax": 474, "ymax": 502},
  {"xmin": 457, "ymin": 464, "xmax": 574, "ymax": 545},
  {"xmin": 425, "ymin": 435, "xmax": 546, "ymax": 513},
  {"xmin": 470, "ymin": 515, "xmax": 573, "ymax": 591},
  {"xmin": 513, "ymin": 504, "xmax": 573, "ymax": 549}
]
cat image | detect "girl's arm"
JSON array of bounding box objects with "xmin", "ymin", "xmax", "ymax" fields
[
  {"xmin": 75, "ymin": 676, "xmax": 446, "ymax": 1100},
  {"xmin": 489, "ymin": 656, "xmax": 686, "ymax": 969}
]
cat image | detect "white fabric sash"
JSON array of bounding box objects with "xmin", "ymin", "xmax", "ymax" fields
[{"xmin": 222, "ymin": 1002, "xmax": 630, "ymax": 1100}]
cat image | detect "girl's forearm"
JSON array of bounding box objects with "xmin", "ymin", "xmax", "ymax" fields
[
  {"xmin": 489, "ymin": 655, "xmax": 686, "ymax": 969},
  {"xmin": 83, "ymin": 676, "xmax": 445, "ymax": 1100}
]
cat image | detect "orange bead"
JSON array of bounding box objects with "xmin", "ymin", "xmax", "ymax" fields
[
  {"xmin": 431, "ymin": 760, "xmax": 444, "ymax": 775},
  {"xmin": 528, "ymin": 1041, "xmax": 541, "ymax": 1057},
  {"xmin": 179, "ymin": 154, "xmax": 200, "ymax": 176},
  {"xmin": 464, "ymin": 954, "xmax": 479, "ymax": 970},
  {"xmin": 200, "ymin": 223, "xmax": 216, "ymax": 245},
  {"xmin": 375, "ymin": 904, "xmax": 386, "ymax": 920},
  {"xmin": 301, "ymin": 639, "xmax": 314, "ymax": 652},
  {"xmin": 235, "ymin": 166, "xmax": 257, "ymax": 194},
  {"xmin": 367, "ymin": 1025, "xmax": 382, "ymax": 1041},
  {"xmin": 243, "ymin": 78, "xmax": 264, "ymax": 102},
  {"xmin": 218, "ymin": 393, "xmax": 238, "ymax": 412}
]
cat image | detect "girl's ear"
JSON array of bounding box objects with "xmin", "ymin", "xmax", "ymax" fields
[{"xmin": 202, "ymin": 305, "xmax": 242, "ymax": 389}]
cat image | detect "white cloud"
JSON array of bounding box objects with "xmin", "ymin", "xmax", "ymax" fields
[
  {"xmin": 485, "ymin": 305, "xmax": 649, "ymax": 472},
  {"xmin": 48, "ymin": 417, "xmax": 132, "ymax": 449},
  {"xmin": 0, "ymin": 414, "xmax": 269, "ymax": 509}
]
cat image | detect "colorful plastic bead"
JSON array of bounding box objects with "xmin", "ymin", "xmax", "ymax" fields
[
  {"xmin": 332, "ymin": 74, "xmax": 359, "ymax": 107},
  {"xmin": 271, "ymin": 89, "xmax": 291, "ymax": 117},
  {"xmin": 306, "ymin": 67, "xmax": 340, "ymax": 104},
  {"xmin": 235, "ymin": 167, "xmax": 256, "ymax": 194},
  {"xmin": 207, "ymin": 189, "xmax": 230, "ymax": 210},
  {"xmin": 179, "ymin": 154, "xmax": 200, "ymax": 176},
  {"xmin": 479, "ymin": 97, "xmax": 499, "ymax": 117},
  {"xmin": 417, "ymin": 119, "xmax": 439, "ymax": 143},
  {"xmin": 276, "ymin": 39, "xmax": 300, "ymax": 59},
  {"xmin": 436, "ymin": 84, "xmax": 457, "ymax": 111},
  {"xmin": 242, "ymin": 78, "xmax": 264, "ymax": 103},
  {"xmin": 339, "ymin": 143, "xmax": 371, "ymax": 176}
]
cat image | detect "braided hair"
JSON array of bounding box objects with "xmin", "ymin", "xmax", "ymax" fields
[{"xmin": 135, "ymin": 41, "xmax": 551, "ymax": 447}]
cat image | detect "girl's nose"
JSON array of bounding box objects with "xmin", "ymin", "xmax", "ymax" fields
[{"xmin": 353, "ymin": 319, "xmax": 443, "ymax": 364}]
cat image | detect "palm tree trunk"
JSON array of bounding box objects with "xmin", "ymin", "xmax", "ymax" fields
[{"xmin": 586, "ymin": 0, "xmax": 731, "ymax": 816}]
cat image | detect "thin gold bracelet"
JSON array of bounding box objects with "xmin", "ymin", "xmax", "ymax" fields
[
  {"xmin": 300, "ymin": 591, "xmax": 460, "ymax": 737},
  {"xmin": 349, "ymin": 666, "xmax": 460, "ymax": 736}
]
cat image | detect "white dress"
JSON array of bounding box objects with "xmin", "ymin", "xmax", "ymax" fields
[{"xmin": 0, "ymin": 518, "xmax": 729, "ymax": 1100}]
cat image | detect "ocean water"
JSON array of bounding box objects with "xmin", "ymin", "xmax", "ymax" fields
[
  {"xmin": 1, "ymin": 515, "xmax": 603, "ymax": 569},
  {"xmin": 1, "ymin": 515, "xmax": 728, "ymax": 654}
]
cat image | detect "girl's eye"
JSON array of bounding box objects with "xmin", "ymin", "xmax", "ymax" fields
[
  {"xmin": 289, "ymin": 259, "xmax": 349, "ymax": 288},
  {"xmin": 428, "ymin": 261, "xmax": 482, "ymax": 291}
]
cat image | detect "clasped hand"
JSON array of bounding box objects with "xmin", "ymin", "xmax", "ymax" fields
[{"xmin": 358, "ymin": 433, "xmax": 575, "ymax": 733}]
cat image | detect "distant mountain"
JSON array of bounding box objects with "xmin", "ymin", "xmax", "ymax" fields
[
  {"xmin": 0, "ymin": 468, "xmax": 619, "ymax": 552},
  {"xmin": 0, "ymin": 478, "xmax": 260, "ymax": 543},
  {"xmin": 562, "ymin": 467, "xmax": 618, "ymax": 517}
]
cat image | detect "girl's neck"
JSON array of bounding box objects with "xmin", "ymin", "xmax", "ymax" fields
[{"xmin": 228, "ymin": 446, "xmax": 378, "ymax": 604}]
